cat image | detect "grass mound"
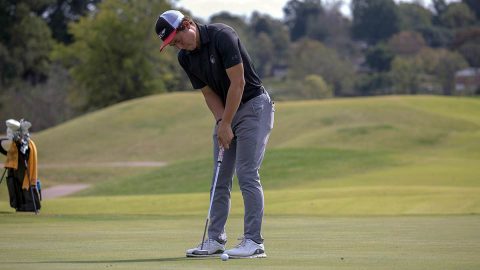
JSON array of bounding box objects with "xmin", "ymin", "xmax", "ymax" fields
[{"xmin": 0, "ymin": 94, "xmax": 479, "ymax": 216}]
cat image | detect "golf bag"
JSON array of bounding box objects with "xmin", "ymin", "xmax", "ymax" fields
[{"xmin": 1, "ymin": 120, "xmax": 41, "ymax": 213}]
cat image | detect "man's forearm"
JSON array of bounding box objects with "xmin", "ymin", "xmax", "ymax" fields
[
  {"xmin": 201, "ymin": 86, "xmax": 224, "ymax": 121},
  {"xmin": 221, "ymin": 84, "xmax": 243, "ymax": 125},
  {"xmin": 222, "ymin": 63, "xmax": 245, "ymax": 124}
]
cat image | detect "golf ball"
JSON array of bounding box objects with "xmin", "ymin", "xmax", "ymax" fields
[{"xmin": 221, "ymin": 253, "xmax": 229, "ymax": 261}]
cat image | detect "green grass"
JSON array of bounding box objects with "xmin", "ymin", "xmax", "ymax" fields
[
  {"xmin": 1, "ymin": 94, "xmax": 479, "ymax": 214},
  {"xmin": 0, "ymin": 214, "xmax": 479, "ymax": 270},
  {"xmin": 33, "ymin": 94, "xmax": 480, "ymax": 163},
  {"xmin": 0, "ymin": 93, "xmax": 478, "ymax": 214},
  {"xmin": 33, "ymin": 93, "xmax": 214, "ymax": 164},
  {"xmin": 80, "ymin": 148, "xmax": 395, "ymax": 196},
  {"xmin": 0, "ymin": 94, "xmax": 479, "ymax": 268}
]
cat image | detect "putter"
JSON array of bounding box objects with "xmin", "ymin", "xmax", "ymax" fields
[{"xmin": 193, "ymin": 147, "xmax": 225, "ymax": 256}]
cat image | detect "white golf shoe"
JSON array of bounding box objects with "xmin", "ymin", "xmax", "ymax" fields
[
  {"xmin": 224, "ymin": 238, "xmax": 267, "ymax": 258},
  {"xmin": 186, "ymin": 239, "xmax": 225, "ymax": 257}
]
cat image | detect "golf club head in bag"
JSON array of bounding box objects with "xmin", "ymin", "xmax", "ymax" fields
[
  {"xmin": 5, "ymin": 119, "xmax": 31, "ymax": 154},
  {"xmin": 6, "ymin": 119, "xmax": 20, "ymax": 140}
]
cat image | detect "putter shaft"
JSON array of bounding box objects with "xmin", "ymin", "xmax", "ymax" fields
[{"xmin": 199, "ymin": 147, "xmax": 224, "ymax": 251}]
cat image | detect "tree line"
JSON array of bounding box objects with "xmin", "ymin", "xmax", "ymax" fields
[{"xmin": 1, "ymin": 0, "xmax": 479, "ymax": 130}]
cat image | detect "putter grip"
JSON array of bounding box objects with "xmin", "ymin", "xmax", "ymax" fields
[{"xmin": 217, "ymin": 148, "xmax": 225, "ymax": 163}]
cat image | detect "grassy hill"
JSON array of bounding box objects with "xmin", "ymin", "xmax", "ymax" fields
[
  {"xmin": 1, "ymin": 93, "xmax": 479, "ymax": 270},
  {"xmin": 1, "ymin": 93, "xmax": 479, "ymax": 216}
]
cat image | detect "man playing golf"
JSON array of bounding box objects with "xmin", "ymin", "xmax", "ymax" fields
[{"xmin": 155, "ymin": 10, "xmax": 274, "ymax": 258}]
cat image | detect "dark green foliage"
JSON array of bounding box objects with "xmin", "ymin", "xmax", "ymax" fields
[
  {"xmin": 365, "ymin": 44, "xmax": 395, "ymax": 72},
  {"xmin": 42, "ymin": 0, "xmax": 102, "ymax": 44},
  {"xmin": 439, "ymin": 2, "xmax": 476, "ymax": 29},
  {"xmin": 283, "ymin": 0, "xmax": 323, "ymax": 41},
  {"xmin": 398, "ymin": 2, "xmax": 433, "ymax": 32},
  {"xmin": 452, "ymin": 27, "xmax": 480, "ymax": 67},
  {"xmin": 355, "ymin": 73, "xmax": 393, "ymax": 96},
  {"xmin": 52, "ymin": 0, "xmax": 172, "ymax": 110},
  {"xmin": 351, "ymin": 0, "xmax": 401, "ymax": 45},
  {"xmin": 249, "ymin": 12, "xmax": 290, "ymax": 77},
  {"xmin": 416, "ymin": 25, "xmax": 454, "ymax": 48},
  {"xmin": 463, "ymin": 0, "xmax": 480, "ymax": 19},
  {"xmin": 0, "ymin": 1, "xmax": 55, "ymax": 86},
  {"xmin": 288, "ymin": 39, "xmax": 355, "ymax": 96}
]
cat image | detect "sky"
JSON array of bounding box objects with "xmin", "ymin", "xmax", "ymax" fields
[{"xmin": 173, "ymin": 0, "xmax": 458, "ymax": 21}]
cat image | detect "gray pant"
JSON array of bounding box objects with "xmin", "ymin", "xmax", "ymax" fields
[{"xmin": 209, "ymin": 91, "xmax": 274, "ymax": 244}]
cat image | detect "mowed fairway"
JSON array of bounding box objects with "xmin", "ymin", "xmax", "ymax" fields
[
  {"xmin": 0, "ymin": 214, "xmax": 479, "ymax": 270},
  {"xmin": 1, "ymin": 93, "xmax": 479, "ymax": 269}
]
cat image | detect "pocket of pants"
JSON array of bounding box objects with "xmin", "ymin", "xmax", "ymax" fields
[{"xmin": 251, "ymin": 97, "xmax": 265, "ymax": 117}]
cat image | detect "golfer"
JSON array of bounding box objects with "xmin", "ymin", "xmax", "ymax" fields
[{"xmin": 155, "ymin": 10, "xmax": 274, "ymax": 258}]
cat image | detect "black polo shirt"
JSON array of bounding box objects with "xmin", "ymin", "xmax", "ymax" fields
[{"xmin": 178, "ymin": 23, "xmax": 263, "ymax": 105}]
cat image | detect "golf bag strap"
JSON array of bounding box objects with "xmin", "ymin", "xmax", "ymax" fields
[
  {"xmin": 0, "ymin": 138, "xmax": 8, "ymax": 156},
  {"xmin": 0, "ymin": 168, "xmax": 6, "ymax": 185}
]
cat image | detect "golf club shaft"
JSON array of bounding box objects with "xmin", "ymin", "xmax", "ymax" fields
[
  {"xmin": 199, "ymin": 217, "xmax": 209, "ymax": 251},
  {"xmin": 207, "ymin": 149, "xmax": 224, "ymax": 219},
  {"xmin": 200, "ymin": 147, "xmax": 224, "ymax": 250}
]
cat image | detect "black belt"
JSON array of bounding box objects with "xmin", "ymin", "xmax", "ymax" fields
[{"xmin": 241, "ymin": 87, "xmax": 265, "ymax": 105}]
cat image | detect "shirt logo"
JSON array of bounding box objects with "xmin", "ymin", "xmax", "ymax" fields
[
  {"xmin": 210, "ymin": 55, "xmax": 215, "ymax": 64},
  {"xmin": 159, "ymin": 28, "xmax": 166, "ymax": 39}
]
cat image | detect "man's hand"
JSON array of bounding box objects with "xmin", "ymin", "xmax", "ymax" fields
[{"xmin": 217, "ymin": 120, "xmax": 234, "ymax": 149}]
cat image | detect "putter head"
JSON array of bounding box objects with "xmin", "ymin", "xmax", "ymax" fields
[{"xmin": 192, "ymin": 250, "xmax": 209, "ymax": 256}]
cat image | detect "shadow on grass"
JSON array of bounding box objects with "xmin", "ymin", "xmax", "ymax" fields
[{"xmin": 33, "ymin": 256, "xmax": 218, "ymax": 264}]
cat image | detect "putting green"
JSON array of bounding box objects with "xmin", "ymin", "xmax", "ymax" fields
[{"xmin": 0, "ymin": 214, "xmax": 478, "ymax": 270}]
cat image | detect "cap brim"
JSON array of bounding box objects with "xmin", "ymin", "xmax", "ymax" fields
[{"xmin": 159, "ymin": 30, "xmax": 177, "ymax": 52}]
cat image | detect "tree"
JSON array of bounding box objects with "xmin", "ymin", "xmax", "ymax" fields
[
  {"xmin": 316, "ymin": 2, "xmax": 354, "ymax": 55},
  {"xmin": 249, "ymin": 12, "xmax": 290, "ymax": 77},
  {"xmin": 0, "ymin": 1, "xmax": 55, "ymax": 87},
  {"xmin": 351, "ymin": 0, "xmax": 401, "ymax": 45},
  {"xmin": 355, "ymin": 73, "xmax": 393, "ymax": 96},
  {"xmin": 0, "ymin": 40, "xmax": 15, "ymax": 87},
  {"xmin": 365, "ymin": 43, "xmax": 394, "ymax": 72},
  {"xmin": 388, "ymin": 31, "xmax": 426, "ymax": 56},
  {"xmin": 0, "ymin": 64, "xmax": 74, "ymax": 131},
  {"xmin": 53, "ymin": 0, "xmax": 173, "ymax": 110},
  {"xmin": 249, "ymin": 32, "xmax": 275, "ymax": 77},
  {"xmin": 416, "ymin": 25, "xmax": 453, "ymax": 48},
  {"xmin": 458, "ymin": 42, "xmax": 480, "ymax": 68},
  {"xmin": 288, "ymin": 39, "xmax": 355, "ymax": 96},
  {"xmin": 390, "ymin": 56, "xmax": 424, "ymax": 94},
  {"xmin": 451, "ymin": 27, "xmax": 480, "ymax": 67},
  {"xmin": 439, "ymin": 2, "xmax": 476, "ymax": 29},
  {"xmin": 302, "ymin": 74, "xmax": 333, "ymax": 99},
  {"xmin": 463, "ymin": 0, "xmax": 480, "ymax": 19},
  {"xmin": 42, "ymin": 0, "xmax": 102, "ymax": 44},
  {"xmin": 390, "ymin": 48, "xmax": 469, "ymax": 95},
  {"xmin": 433, "ymin": 0, "xmax": 448, "ymax": 18},
  {"xmin": 433, "ymin": 50, "xmax": 469, "ymax": 95},
  {"xmin": 283, "ymin": 0, "xmax": 355, "ymax": 57},
  {"xmin": 11, "ymin": 4, "xmax": 54, "ymax": 84},
  {"xmin": 283, "ymin": 0, "xmax": 324, "ymax": 41},
  {"xmin": 398, "ymin": 2, "xmax": 433, "ymax": 32}
]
